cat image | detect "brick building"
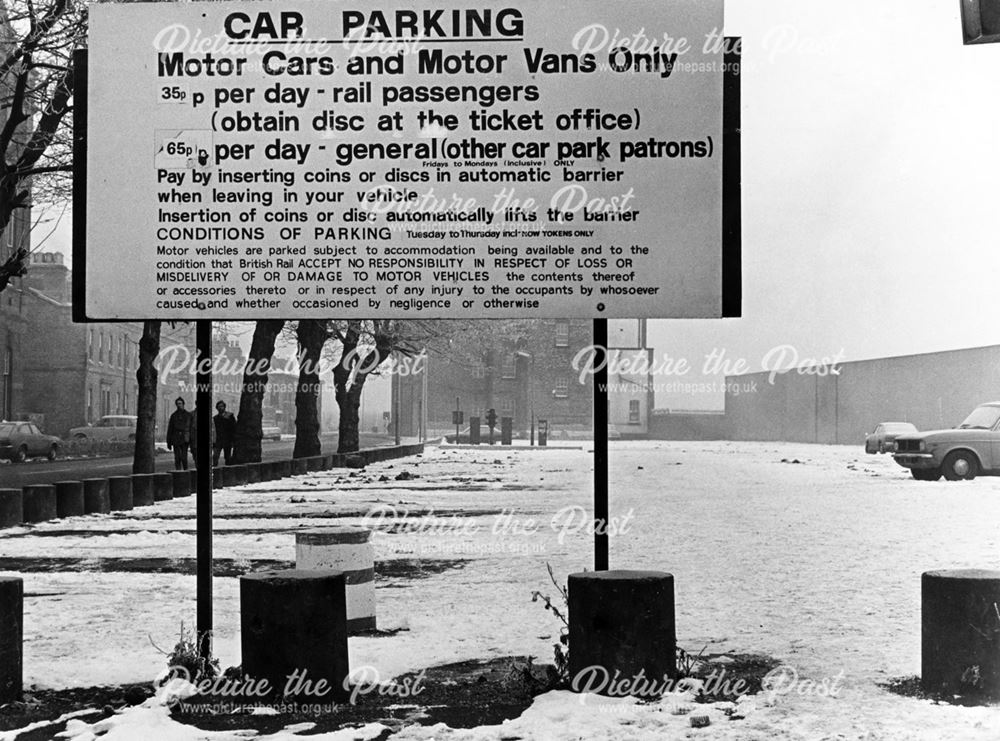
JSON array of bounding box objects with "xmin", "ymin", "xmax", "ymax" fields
[
  {"xmin": 0, "ymin": 7, "xmax": 32, "ymax": 422},
  {"xmin": 20, "ymin": 253, "xmax": 202, "ymax": 436},
  {"xmin": 397, "ymin": 319, "xmax": 595, "ymax": 437}
]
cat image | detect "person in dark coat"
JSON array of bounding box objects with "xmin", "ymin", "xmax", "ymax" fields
[
  {"xmin": 166, "ymin": 397, "xmax": 192, "ymax": 470},
  {"xmin": 213, "ymin": 400, "xmax": 236, "ymax": 466}
]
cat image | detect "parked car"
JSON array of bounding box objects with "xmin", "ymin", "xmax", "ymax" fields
[
  {"xmin": 864, "ymin": 422, "xmax": 917, "ymax": 453},
  {"xmin": 893, "ymin": 402, "xmax": 1000, "ymax": 481},
  {"xmin": 607, "ymin": 424, "xmax": 622, "ymax": 440},
  {"xmin": 0, "ymin": 421, "xmax": 61, "ymax": 462},
  {"xmin": 68, "ymin": 415, "xmax": 138, "ymax": 441},
  {"xmin": 261, "ymin": 425, "xmax": 282, "ymax": 441}
]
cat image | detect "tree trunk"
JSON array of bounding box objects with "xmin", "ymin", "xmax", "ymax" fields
[
  {"xmin": 233, "ymin": 320, "xmax": 284, "ymax": 463},
  {"xmin": 133, "ymin": 321, "xmax": 161, "ymax": 474},
  {"xmin": 293, "ymin": 320, "xmax": 327, "ymax": 458},
  {"xmin": 336, "ymin": 379, "xmax": 366, "ymax": 454}
]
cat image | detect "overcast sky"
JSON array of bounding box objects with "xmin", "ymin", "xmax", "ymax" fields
[
  {"xmin": 652, "ymin": 0, "xmax": 1000, "ymax": 408},
  {"xmin": 36, "ymin": 0, "xmax": 1000, "ymax": 409}
]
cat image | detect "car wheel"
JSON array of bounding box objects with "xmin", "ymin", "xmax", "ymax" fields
[
  {"xmin": 913, "ymin": 467, "xmax": 942, "ymax": 481},
  {"xmin": 942, "ymin": 451, "xmax": 979, "ymax": 481},
  {"xmin": 73, "ymin": 433, "xmax": 87, "ymax": 440},
  {"xmin": 878, "ymin": 442, "xmax": 886, "ymax": 454},
  {"xmin": 47, "ymin": 444, "xmax": 58, "ymax": 461},
  {"xmin": 12, "ymin": 445, "xmax": 27, "ymax": 463}
]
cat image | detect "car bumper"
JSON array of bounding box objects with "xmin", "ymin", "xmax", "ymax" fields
[{"xmin": 893, "ymin": 453, "xmax": 937, "ymax": 469}]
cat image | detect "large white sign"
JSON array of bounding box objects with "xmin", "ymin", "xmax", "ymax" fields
[{"xmin": 84, "ymin": 0, "xmax": 726, "ymax": 319}]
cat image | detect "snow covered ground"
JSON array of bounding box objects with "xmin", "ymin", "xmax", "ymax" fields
[{"xmin": 3, "ymin": 440, "xmax": 1000, "ymax": 739}]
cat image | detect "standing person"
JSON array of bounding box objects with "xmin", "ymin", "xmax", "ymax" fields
[
  {"xmin": 213, "ymin": 400, "xmax": 236, "ymax": 466},
  {"xmin": 166, "ymin": 397, "xmax": 192, "ymax": 470}
]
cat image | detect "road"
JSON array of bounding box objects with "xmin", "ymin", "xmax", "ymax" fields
[{"xmin": 0, "ymin": 433, "xmax": 397, "ymax": 489}]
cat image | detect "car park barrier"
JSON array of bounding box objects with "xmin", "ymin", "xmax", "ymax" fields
[
  {"xmin": 923, "ymin": 569, "xmax": 1000, "ymax": 701},
  {"xmin": 22, "ymin": 485, "xmax": 57, "ymax": 523},
  {"xmin": 55, "ymin": 481, "xmax": 85, "ymax": 517},
  {"xmin": 0, "ymin": 489, "xmax": 23, "ymax": 528},
  {"xmin": 240, "ymin": 570, "xmax": 349, "ymax": 702},
  {"xmin": 82, "ymin": 478, "xmax": 111, "ymax": 514},
  {"xmin": 0, "ymin": 577, "xmax": 23, "ymax": 703},
  {"xmin": 568, "ymin": 570, "xmax": 677, "ymax": 695},
  {"xmin": 108, "ymin": 476, "xmax": 134, "ymax": 511}
]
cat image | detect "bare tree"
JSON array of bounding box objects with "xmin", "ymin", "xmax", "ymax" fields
[
  {"xmin": 232, "ymin": 320, "xmax": 284, "ymax": 463},
  {"xmin": 132, "ymin": 320, "xmax": 160, "ymax": 473},
  {"xmin": 0, "ymin": 0, "xmax": 80, "ymax": 290},
  {"xmin": 292, "ymin": 319, "xmax": 330, "ymax": 458}
]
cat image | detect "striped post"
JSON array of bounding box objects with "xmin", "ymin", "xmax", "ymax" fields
[{"xmin": 296, "ymin": 526, "xmax": 375, "ymax": 634}]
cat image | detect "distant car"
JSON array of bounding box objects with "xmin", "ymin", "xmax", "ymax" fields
[
  {"xmin": 68, "ymin": 415, "xmax": 138, "ymax": 442},
  {"xmin": 261, "ymin": 425, "xmax": 282, "ymax": 441},
  {"xmin": 894, "ymin": 402, "xmax": 1000, "ymax": 481},
  {"xmin": 864, "ymin": 422, "xmax": 917, "ymax": 454},
  {"xmin": 0, "ymin": 421, "xmax": 61, "ymax": 462},
  {"xmin": 607, "ymin": 424, "xmax": 622, "ymax": 440}
]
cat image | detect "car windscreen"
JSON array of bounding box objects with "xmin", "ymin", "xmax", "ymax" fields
[
  {"xmin": 0, "ymin": 424, "xmax": 14, "ymax": 436},
  {"xmin": 958, "ymin": 406, "xmax": 1000, "ymax": 430}
]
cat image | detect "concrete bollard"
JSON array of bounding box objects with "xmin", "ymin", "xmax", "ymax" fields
[
  {"xmin": 22, "ymin": 485, "xmax": 57, "ymax": 523},
  {"xmin": 212, "ymin": 467, "xmax": 223, "ymax": 489},
  {"xmin": 0, "ymin": 489, "xmax": 23, "ymax": 528},
  {"xmin": 171, "ymin": 470, "xmax": 191, "ymax": 498},
  {"xmin": 55, "ymin": 481, "xmax": 85, "ymax": 517},
  {"xmin": 296, "ymin": 527, "xmax": 376, "ymax": 634},
  {"xmin": 274, "ymin": 460, "xmax": 292, "ymax": 479},
  {"xmin": 82, "ymin": 478, "xmax": 111, "ymax": 514},
  {"xmin": 108, "ymin": 476, "xmax": 133, "ymax": 511},
  {"xmin": 290, "ymin": 458, "xmax": 308, "ymax": 475},
  {"xmin": 240, "ymin": 570, "xmax": 349, "ymax": 701},
  {"xmin": 306, "ymin": 456, "xmax": 324, "ymax": 472},
  {"xmin": 246, "ymin": 463, "xmax": 262, "ymax": 484},
  {"xmin": 923, "ymin": 569, "xmax": 1000, "ymax": 701},
  {"xmin": 221, "ymin": 465, "xmax": 244, "ymax": 487},
  {"xmin": 131, "ymin": 474, "xmax": 155, "ymax": 507},
  {"xmin": 153, "ymin": 473, "xmax": 174, "ymax": 502},
  {"xmin": 568, "ymin": 570, "xmax": 676, "ymax": 695},
  {"xmin": 0, "ymin": 577, "xmax": 23, "ymax": 703},
  {"xmin": 189, "ymin": 469, "xmax": 199, "ymax": 492},
  {"xmin": 258, "ymin": 462, "xmax": 273, "ymax": 482}
]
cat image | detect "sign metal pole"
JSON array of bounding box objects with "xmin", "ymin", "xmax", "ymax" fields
[
  {"xmin": 593, "ymin": 318, "xmax": 609, "ymax": 571},
  {"xmin": 196, "ymin": 320, "xmax": 213, "ymax": 659}
]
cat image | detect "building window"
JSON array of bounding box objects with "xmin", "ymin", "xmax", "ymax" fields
[
  {"xmin": 88, "ymin": 329, "xmax": 94, "ymax": 360},
  {"xmin": 554, "ymin": 377, "xmax": 569, "ymax": 398},
  {"xmin": 555, "ymin": 321, "xmax": 569, "ymax": 347},
  {"xmin": 499, "ymin": 397, "xmax": 513, "ymax": 414},
  {"xmin": 98, "ymin": 332, "xmax": 105, "ymax": 363},
  {"xmin": 471, "ymin": 362, "xmax": 485, "ymax": 379},
  {"xmin": 87, "ymin": 387, "xmax": 94, "ymax": 422},
  {"xmin": 629, "ymin": 400, "xmax": 641, "ymax": 423},
  {"xmin": 501, "ymin": 354, "xmax": 516, "ymax": 379},
  {"xmin": 120, "ymin": 335, "xmax": 126, "ymax": 367}
]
